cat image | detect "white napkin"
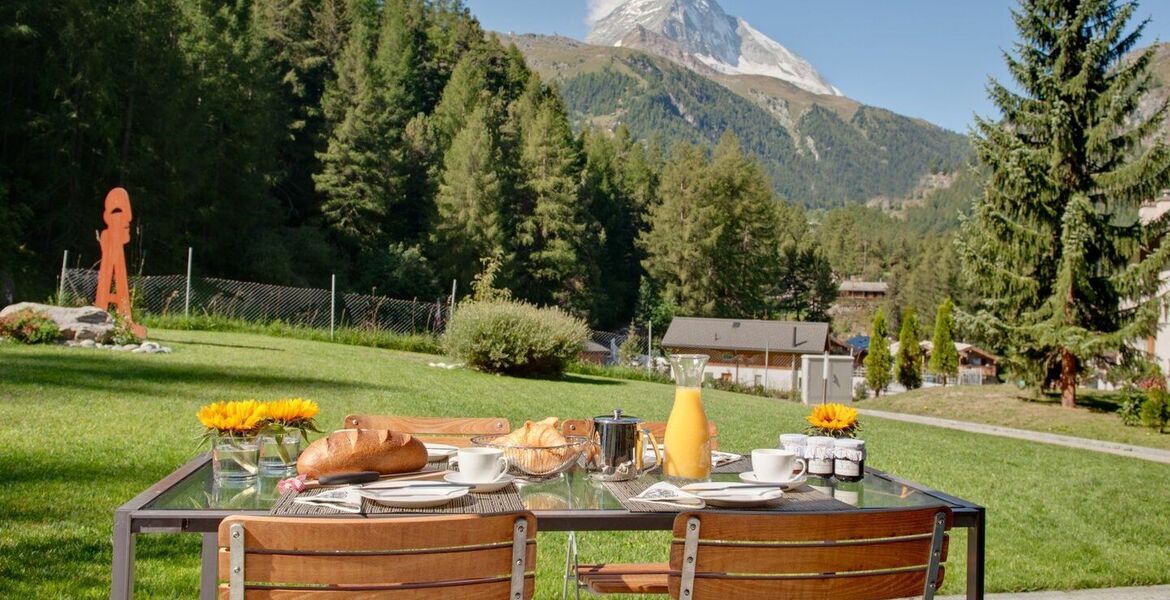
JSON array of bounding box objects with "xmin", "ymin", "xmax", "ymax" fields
[
  {"xmin": 643, "ymin": 447, "xmax": 744, "ymax": 468},
  {"xmin": 294, "ymin": 486, "xmax": 363, "ymax": 513},
  {"xmin": 632, "ymin": 482, "xmax": 706, "ymax": 508}
]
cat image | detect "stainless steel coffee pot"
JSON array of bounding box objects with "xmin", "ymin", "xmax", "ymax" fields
[{"xmin": 591, "ymin": 408, "xmax": 661, "ymax": 481}]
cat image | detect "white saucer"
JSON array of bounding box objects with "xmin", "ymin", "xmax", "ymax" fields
[
  {"xmin": 739, "ymin": 471, "xmax": 807, "ymax": 491},
  {"xmin": 424, "ymin": 443, "xmax": 459, "ymax": 462},
  {"xmin": 359, "ymin": 485, "xmax": 468, "ymax": 508},
  {"xmin": 444, "ymin": 472, "xmax": 514, "ymax": 493}
]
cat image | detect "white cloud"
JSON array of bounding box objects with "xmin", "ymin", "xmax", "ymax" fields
[{"xmin": 586, "ymin": 0, "xmax": 627, "ymax": 24}]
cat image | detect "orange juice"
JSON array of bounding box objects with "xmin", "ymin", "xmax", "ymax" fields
[{"xmin": 662, "ymin": 386, "xmax": 712, "ymax": 479}]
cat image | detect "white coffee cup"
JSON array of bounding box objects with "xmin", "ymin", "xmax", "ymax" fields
[
  {"xmin": 457, "ymin": 447, "xmax": 508, "ymax": 482},
  {"xmin": 752, "ymin": 448, "xmax": 807, "ymax": 483}
]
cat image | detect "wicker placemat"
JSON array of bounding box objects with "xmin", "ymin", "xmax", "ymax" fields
[{"xmin": 271, "ymin": 482, "xmax": 526, "ymax": 516}]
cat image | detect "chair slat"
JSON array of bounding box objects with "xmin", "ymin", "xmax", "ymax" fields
[
  {"xmin": 669, "ymin": 535, "xmax": 948, "ymax": 574},
  {"xmin": 217, "ymin": 544, "xmax": 535, "ymax": 586},
  {"xmin": 667, "ymin": 568, "xmax": 943, "ymax": 600},
  {"xmin": 217, "ymin": 514, "xmax": 535, "ymax": 554},
  {"xmin": 217, "ymin": 576, "xmax": 534, "ymax": 599},
  {"xmin": 671, "ymin": 507, "xmax": 952, "ymax": 543},
  {"xmin": 342, "ymin": 415, "xmax": 510, "ymax": 436}
]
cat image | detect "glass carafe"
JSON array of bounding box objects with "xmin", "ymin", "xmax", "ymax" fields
[{"xmin": 663, "ymin": 354, "xmax": 712, "ymax": 480}]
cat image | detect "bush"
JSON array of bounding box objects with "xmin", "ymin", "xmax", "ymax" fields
[
  {"xmin": 1141, "ymin": 389, "xmax": 1170, "ymax": 433},
  {"xmin": 1117, "ymin": 388, "xmax": 1146, "ymax": 427},
  {"xmin": 705, "ymin": 378, "xmax": 799, "ymax": 402},
  {"xmin": 111, "ymin": 313, "xmax": 143, "ymax": 346},
  {"xmin": 0, "ymin": 309, "xmax": 60, "ymax": 344},
  {"xmin": 444, "ymin": 300, "xmax": 588, "ymax": 377}
]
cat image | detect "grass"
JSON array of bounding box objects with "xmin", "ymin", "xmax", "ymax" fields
[
  {"xmin": 141, "ymin": 313, "xmax": 443, "ymax": 354},
  {"xmin": 2, "ymin": 331, "xmax": 1170, "ymax": 598},
  {"xmin": 864, "ymin": 384, "xmax": 1170, "ymax": 450}
]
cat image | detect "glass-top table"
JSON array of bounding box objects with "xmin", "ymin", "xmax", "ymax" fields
[{"xmin": 112, "ymin": 454, "xmax": 984, "ymax": 599}]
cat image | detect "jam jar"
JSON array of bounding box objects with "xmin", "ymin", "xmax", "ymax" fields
[
  {"xmin": 833, "ymin": 438, "xmax": 866, "ymax": 482},
  {"xmin": 806, "ymin": 436, "xmax": 836, "ymax": 478}
]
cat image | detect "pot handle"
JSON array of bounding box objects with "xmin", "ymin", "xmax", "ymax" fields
[{"xmin": 638, "ymin": 428, "xmax": 662, "ymax": 473}]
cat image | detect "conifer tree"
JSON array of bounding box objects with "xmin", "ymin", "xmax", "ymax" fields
[
  {"xmin": 960, "ymin": 0, "xmax": 1170, "ymax": 407},
  {"xmin": 929, "ymin": 298, "xmax": 960, "ymax": 386},
  {"xmin": 895, "ymin": 309, "xmax": 923, "ymax": 390},
  {"xmin": 432, "ymin": 102, "xmax": 507, "ymax": 290},
  {"xmin": 865, "ymin": 310, "xmax": 892, "ymax": 397}
]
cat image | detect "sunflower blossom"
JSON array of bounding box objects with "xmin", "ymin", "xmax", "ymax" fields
[
  {"xmin": 805, "ymin": 403, "xmax": 860, "ymax": 438},
  {"xmin": 265, "ymin": 398, "xmax": 320, "ymax": 427},
  {"xmin": 197, "ymin": 400, "xmax": 268, "ymax": 434}
]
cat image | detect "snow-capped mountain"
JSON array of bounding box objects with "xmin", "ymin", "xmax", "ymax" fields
[{"xmin": 586, "ymin": 0, "xmax": 842, "ymax": 97}]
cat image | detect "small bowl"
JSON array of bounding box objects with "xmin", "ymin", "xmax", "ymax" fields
[{"xmin": 470, "ymin": 434, "xmax": 591, "ymax": 477}]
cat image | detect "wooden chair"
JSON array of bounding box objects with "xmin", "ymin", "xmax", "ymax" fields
[
  {"xmin": 577, "ymin": 506, "xmax": 952, "ymax": 599},
  {"xmin": 561, "ymin": 419, "xmax": 720, "ymax": 450},
  {"xmin": 217, "ymin": 512, "xmax": 536, "ymax": 599},
  {"xmin": 343, "ymin": 414, "xmax": 511, "ymax": 447}
]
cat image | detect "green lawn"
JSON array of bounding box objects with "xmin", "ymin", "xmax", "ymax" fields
[
  {"xmin": 865, "ymin": 384, "xmax": 1170, "ymax": 450},
  {"xmin": 2, "ymin": 331, "xmax": 1170, "ymax": 598}
]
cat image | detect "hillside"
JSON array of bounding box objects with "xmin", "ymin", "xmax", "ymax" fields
[{"xmin": 504, "ymin": 33, "xmax": 971, "ymax": 207}]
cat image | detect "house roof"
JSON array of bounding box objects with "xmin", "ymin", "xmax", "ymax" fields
[
  {"xmin": 839, "ymin": 281, "xmax": 889, "ymax": 293},
  {"xmin": 890, "ymin": 340, "xmax": 998, "ymax": 363},
  {"xmin": 581, "ymin": 340, "xmax": 609, "ymax": 354},
  {"xmin": 845, "ymin": 335, "xmax": 870, "ymax": 351},
  {"xmin": 661, "ymin": 317, "xmax": 829, "ymax": 354}
]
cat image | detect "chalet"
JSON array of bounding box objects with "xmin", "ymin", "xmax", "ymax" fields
[
  {"xmin": 579, "ymin": 340, "xmax": 612, "ymax": 365},
  {"xmin": 660, "ymin": 317, "xmax": 832, "ymax": 391},
  {"xmin": 1140, "ymin": 190, "xmax": 1170, "ymax": 378},
  {"xmin": 889, "ymin": 340, "xmax": 999, "ymax": 384},
  {"xmin": 838, "ymin": 281, "xmax": 889, "ymax": 301}
]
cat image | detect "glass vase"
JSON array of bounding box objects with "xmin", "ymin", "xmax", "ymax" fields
[
  {"xmin": 663, "ymin": 354, "xmax": 712, "ymax": 480},
  {"xmin": 258, "ymin": 430, "xmax": 302, "ymax": 477},
  {"xmin": 212, "ymin": 433, "xmax": 259, "ymax": 483}
]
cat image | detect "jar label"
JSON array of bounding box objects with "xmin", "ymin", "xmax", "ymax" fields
[
  {"xmin": 834, "ymin": 460, "xmax": 861, "ymax": 477},
  {"xmin": 809, "ymin": 458, "xmax": 833, "ymax": 475}
]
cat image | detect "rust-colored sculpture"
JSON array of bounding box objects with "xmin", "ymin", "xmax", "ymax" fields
[{"xmin": 95, "ymin": 187, "xmax": 147, "ymax": 338}]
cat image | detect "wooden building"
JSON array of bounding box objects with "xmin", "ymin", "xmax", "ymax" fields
[{"xmin": 660, "ymin": 317, "xmax": 832, "ymax": 391}]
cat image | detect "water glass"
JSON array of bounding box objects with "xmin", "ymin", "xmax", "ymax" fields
[
  {"xmin": 212, "ymin": 434, "xmax": 260, "ymax": 482},
  {"xmin": 259, "ymin": 431, "xmax": 302, "ymax": 476}
]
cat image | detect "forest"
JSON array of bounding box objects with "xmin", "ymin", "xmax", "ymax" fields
[{"xmin": 0, "ymin": 0, "xmax": 837, "ymax": 329}]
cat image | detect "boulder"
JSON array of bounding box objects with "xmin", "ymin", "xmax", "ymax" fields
[{"xmin": 0, "ymin": 302, "xmax": 116, "ymax": 342}]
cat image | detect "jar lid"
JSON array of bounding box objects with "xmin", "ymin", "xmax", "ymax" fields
[
  {"xmin": 779, "ymin": 433, "xmax": 808, "ymax": 440},
  {"xmin": 807, "ymin": 436, "xmax": 836, "ymax": 447},
  {"xmin": 593, "ymin": 408, "xmax": 642, "ymax": 425},
  {"xmin": 834, "ymin": 438, "xmax": 865, "ymax": 449}
]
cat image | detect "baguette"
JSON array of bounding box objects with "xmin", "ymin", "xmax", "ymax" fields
[{"xmin": 296, "ymin": 429, "xmax": 427, "ymax": 478}]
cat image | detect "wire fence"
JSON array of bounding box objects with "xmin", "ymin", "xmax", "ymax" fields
[{"xmin": 62, "ymin": 269, "xmax": 449, "ymax": 336}]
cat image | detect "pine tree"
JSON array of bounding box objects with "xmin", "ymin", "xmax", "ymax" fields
[
  {"xmin": 895, "ymin": 309, "xmax": 923, "ymax": 390},
  {"xmin": 431, "ymin": 102, "xmax": 507, "ymax": 290},
  {"xmin": 959, "ymin": 0, "xmax": 1170, "ymax": 407},
  {"xmin": 929, "ymin": 298, "xmax": 960, "ymax": 386},
  {"xmin": 865, "ymin": 310, "xmax": 892, "ymax": 397}
]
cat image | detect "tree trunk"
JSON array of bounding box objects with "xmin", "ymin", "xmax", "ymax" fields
[{"xmin": 1060, "ymin": 349, "xmax": 1077, "ymax": 408}]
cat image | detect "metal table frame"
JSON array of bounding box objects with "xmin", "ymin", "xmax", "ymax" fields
[{"xmin": 112, "ymin": 454, "xmax": 985, "ymax": 599}]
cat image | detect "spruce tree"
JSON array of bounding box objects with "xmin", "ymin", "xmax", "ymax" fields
[
  {"xmin": 960, "ymin": 0, "xmax": 1170, "ymax": 407},
  {"xmin": 929, "ymin": 298, "xmax": 960, "ymax": 386},
  {"xmin": 865, "ymin": 310, "xmax": 892, "ymax": 397},
  {"xmin": 894, "ymin": 309, "xmax": 924, "ymax": 390},
  {"xmin": 432, "ymin": 102, "xmax": 507, "ymax": 290}
]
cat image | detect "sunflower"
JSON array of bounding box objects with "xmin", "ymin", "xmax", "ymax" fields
[
  {"xmin": 804, "ymin": 403, "xmax": 860, "ymax": 438},
  {"xmin": 264, "ymin": 398, "xmax": 320, "ymax": 428},
  {"xmin": 197, "ymin": 400, "xmax": 268, "ymax": 435}
]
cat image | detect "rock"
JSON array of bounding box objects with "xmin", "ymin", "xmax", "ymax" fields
[
  {"xmin": 64, "ymin": 340, "xmax": 79, "ymax": 347},
  {"xmin": 140, "ymin": 341, "xmax": 160, "ymax": 351},
  {"xmin": 160, "ymin": 346, "xmax": 172, "ymax": 354},
  {"xmin": 0, "ymin": 302, "xmax": 115, "ymax": 342},
  {"xmin": 79, "ymin": 339, "xmax": 96, "ymax": 348},
  {"xmin": 132, "ymin": 347, "xmax": 148, "ymax": 353}
]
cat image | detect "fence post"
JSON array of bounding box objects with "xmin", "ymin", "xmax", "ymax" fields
[
  {"xmin": 58, "ymin": 250, "xmax": 69, "ymax": 303},
  {"xmin": 647, "ymin": 321, "xmax": 652, "ymax": 373},
  {"xmin": 330, "ymin": 274, "xmax": 336, "ymax": 340},
  {"xmin": 184, "ymin": 247, "xmax": 193, "ymax": 317}
]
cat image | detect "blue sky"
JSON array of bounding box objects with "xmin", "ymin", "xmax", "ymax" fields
[{"xmin": 464, "ymin": 0, "xmax": 1170, "ymax": 133}]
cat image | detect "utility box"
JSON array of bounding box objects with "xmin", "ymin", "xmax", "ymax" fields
[{"xmin": 800, "ymin": 355, "xmax": 855, "ymax": 405}]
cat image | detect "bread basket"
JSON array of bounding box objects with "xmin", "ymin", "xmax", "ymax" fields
[{"xmin": 470, "ymin": 434, "xmax": 591, "ymax": 477}]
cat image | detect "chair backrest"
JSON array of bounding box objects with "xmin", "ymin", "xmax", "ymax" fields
[
  {"xmin": 343, "ymin": 414, "xmax": 511, "ymax": 447},
  {"xmin": 562, "ymin": 419, "xmax": 720, "ymax": 451},
  {"xmin": 668, "ymin": 506, "xmax": 952, "ymax": 600},
  {"xmin": 217, "ymin": 512, "xmax": 536, "ymax": 599}
]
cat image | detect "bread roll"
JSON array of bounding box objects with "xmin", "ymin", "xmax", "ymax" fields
[{"xmin": 296, "ymin": 429, "xmax": 427, "ymax": 478}]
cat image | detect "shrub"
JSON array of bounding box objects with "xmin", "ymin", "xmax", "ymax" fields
[
  {"xmin": 1117, "ymin": 388, "xmax": 1146, "ymax": 427},
  {"xmin": 0, "ymin": 309, "xmax": 60, "ymax": 344},
  {"xmin": 111, "ymin": 313, "xmax": 143, "ymax": 345},
  {"xmin": 1141, "ymin": 389, "xmax": 1170, "ymax": 433},
  {"xmin": 444, "ymin": 299, "xmax": 588, "ymax": 377},
  {"xmin": 705, "ymin": 378, "xmax": 799, "ymax": 402}
]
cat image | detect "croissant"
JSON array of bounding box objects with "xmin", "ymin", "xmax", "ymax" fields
[{"xmin": 499, "ymin": 417, "xmax": 571, "ymax": 473}]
